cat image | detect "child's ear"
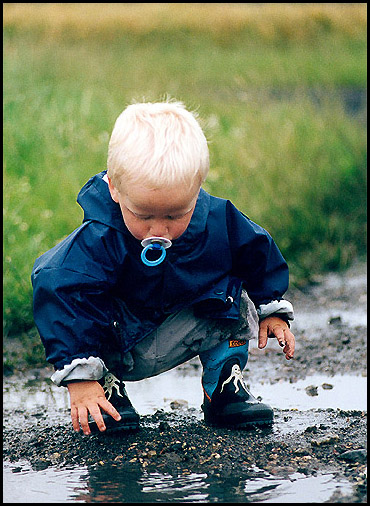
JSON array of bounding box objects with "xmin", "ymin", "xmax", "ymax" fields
[{"xmin": 108, "ymin": 177, "xmax": 120, "ymax": 203}]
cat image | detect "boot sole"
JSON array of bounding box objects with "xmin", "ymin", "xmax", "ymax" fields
[
  {"xmin": 89, "ymin": 415, "xmax": 140, "ymax": 434},
  {"xmin": 204, "ymin": 417, "xmax": 273, "ymax": 429},
  {"xmin": 89, "ymin": 421, "xmax": 140, "ymax": 434},
  {"xmin": 103, "ymin": 422, "xmax": 140, "ymax": 434}
]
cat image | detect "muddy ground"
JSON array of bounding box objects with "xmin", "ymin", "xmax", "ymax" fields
[{"xmin": 3, "ymin": 262, "xmax": 367, "ymax": 502}]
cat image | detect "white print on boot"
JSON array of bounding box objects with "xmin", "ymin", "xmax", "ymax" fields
[
  {"xmin": 220, "ymin": 364, "xmax": 246, "ymax": 394},
  {"xmin": 103, "ymin": 373, "xmax": 124, "ymax": 400}
]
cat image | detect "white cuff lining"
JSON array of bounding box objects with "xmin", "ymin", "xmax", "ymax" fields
[
  {"xmin": 51, "ymin": 356, "xmax": 108, "ymax": 386},
  {"xmin": 257, "ymin": 299, "xmax": 294, "ymax": 321}
]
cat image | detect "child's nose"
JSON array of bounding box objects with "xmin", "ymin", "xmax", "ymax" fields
[{"xmin": 149, "ymin": 221, "xmax": 170, "ymax": 238}]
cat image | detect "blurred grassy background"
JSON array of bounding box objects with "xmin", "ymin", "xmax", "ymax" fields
[{"xmin": 3, "ymin": 3, "xmax": 367, "ymax": 368}]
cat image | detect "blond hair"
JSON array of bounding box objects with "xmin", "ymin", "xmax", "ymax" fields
[{"xmin": 107, "ymin": 100, "xmax": 209, "ymax": 190}]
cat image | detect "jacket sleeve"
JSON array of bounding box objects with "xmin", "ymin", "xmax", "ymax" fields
[
  {"xmin": 31, "ymin": 222, "xmax": 124, "ymax": 371},
  {"xmin": 226, "ymin": 201, "xmax": 294, "ymax": 320}
]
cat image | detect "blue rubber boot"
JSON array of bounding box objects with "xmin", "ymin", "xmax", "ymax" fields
[{"xmin": 200, "ymin": 339, "xmax": 273, "ymax": 429}]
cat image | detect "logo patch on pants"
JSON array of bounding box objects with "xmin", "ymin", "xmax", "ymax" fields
[{"xmin": 229, "ymin": 339, "xmax": 247, "ymax": 348}]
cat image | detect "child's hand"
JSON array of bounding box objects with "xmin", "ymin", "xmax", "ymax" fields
[
  {"xmin": 258, "ymin": 316, "xmax": 295, "ymax": 360},
  {"xmin": 67, "ymin": 380, "xmax": 121, "ymax": 435}
]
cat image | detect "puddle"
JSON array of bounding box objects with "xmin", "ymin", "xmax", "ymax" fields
[
  {"xmin": 293, "ymin": 306, "xmax": 367, "ymax": 331},
  {"xmin": 290, "ymin": 264, "xmax": 367, "ymax": 330},
  {"xmin": 3, "ymin": 460, "xmax": 353, "ymax": 503},
  {"xmin": 3, "ymin": 460, "xmax": 89, "ymax": 503},
  {"xmin": 242, "ymin": 468, "xmax": 353, "ymax": 503},
  {"xmin": 254, "ymin": 374, "xmax": 367, "ymax": 411},
  {"xmin": 3, "ymin": 368, "xmax": 367, "ymax": 416},
  {"xmin": 125, "ymin": 371, "xmax": 367, "ymax": 416}
]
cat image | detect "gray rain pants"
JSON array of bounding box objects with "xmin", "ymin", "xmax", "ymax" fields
[{"xmin": 104, "ymin": 290, "xmax": 259, "ymax": 381}]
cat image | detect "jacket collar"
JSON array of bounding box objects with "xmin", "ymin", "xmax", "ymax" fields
[{"xmin": 77, "ymin": 171, "xmax": 210, "ymax": 246}]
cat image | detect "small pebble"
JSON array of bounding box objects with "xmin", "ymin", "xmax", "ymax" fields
[
  {"xmin": 305, "ymin": 385, "xmax": 319, "ymax": 396},
  {"xmin": 321, "ymin": 383, "xmax": 333, "ymax": 390}
]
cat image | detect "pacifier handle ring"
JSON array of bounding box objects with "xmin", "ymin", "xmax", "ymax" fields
[{"xmin": 141, "ymin": 243, "xmax": 167, "ymax": 267}]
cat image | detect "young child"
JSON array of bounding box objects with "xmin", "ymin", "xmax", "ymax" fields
[{"xmin": 32, "ymin": 100, "xmax": 295, "ymax": 436}]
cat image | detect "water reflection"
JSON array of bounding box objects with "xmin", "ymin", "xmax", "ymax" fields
[
  {"xmin": 140, "ymin": 471, "xmax": 209, "ymax": 501},
  {"xmin": 4, "ymin": 460, "xmax": 354, "ymax": 503},
  {"xmin": 244, "ymin": 470, "xmax": 353, "ymax": 503},
  {"xmin": 71, "ymin": 467, "xmax": 209, "ymax": 503},
  {"xmin": 3, "ymin": 461, "xmax": 89, "ymax": 503},
  {"xmin": 71, "ymin": 466, "xmax": 355, "ymax": 503}
]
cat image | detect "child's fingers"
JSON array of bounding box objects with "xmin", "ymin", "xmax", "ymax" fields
[
  {"xmin": 88, "ymin": 404, "xmax": 107, "ymax": 432},
  {"xmin": 77, "ymin": 406, "xmax": 91, "ymax": 435},
  {"xmin": 270, "ymin": 325, "xmax": 295, "ymax": 360},
  {"xmin": 258, "ymin": 320, "xmax": 269, "ymax": 349},
  {"xmin": 258, "ymin": 317, "xmax": 295, "ymax": 360},
  {"xmin": 99, "ymin": 398, "xmax": 122, "ymax": 422},
  {"xmin": 70, "ymin": 405, "xmax": 81, "ymax": 433},
  {"xmin": 282, "ymin": 328, "xmax": 295, "ymax": 360},
  {"xmin": 70, "ymin": 401, "xmax": 122, "ymax": 436},
  {"xmin": 272, "ymin": 326, "xmax": 286, "ymax": 347}
]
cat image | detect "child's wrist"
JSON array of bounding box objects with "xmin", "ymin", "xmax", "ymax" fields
[{"xmin": 65, "ymin": 379, "xmax": 96, "ymax": 388}]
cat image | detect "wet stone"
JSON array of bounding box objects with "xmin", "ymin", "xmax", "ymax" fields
[
  {"xmin": 321, "ymin": 383, "xmax": 333, "ymax": 390},
  {"xmin": 329, "ymin": 316, "xmax": 342, "ymax": 325},
  {"xmin": 311, "ymin": 434, "xmax": 340, "ymax": 446},
  {"xmin": 170, "ymin": 400, "xmax": 188, "ymax": 410},
  {"xmin": 304, "ymin": 425, "xmax": 319, "ymax": 434},
  {"xmin": 339, "ymin": 449, "xmax": 367, "ymax": 463},
  {"xmin": 305, "ymin": 385, "xmax": 319, "ymax": 396}
]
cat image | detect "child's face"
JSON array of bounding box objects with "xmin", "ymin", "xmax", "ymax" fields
[{"xmin": 108, "ymin": 177, "xmax": 200, "ymax": 242}]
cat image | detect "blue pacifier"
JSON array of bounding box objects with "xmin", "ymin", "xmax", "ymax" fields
[{"xmin": 140, "ymin": 237, "xmax": 172, "ymax": 267}]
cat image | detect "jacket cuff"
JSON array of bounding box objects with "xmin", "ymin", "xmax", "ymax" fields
[
  {"xmin": 51, "ymin": 356, "xmax": 108, "ymax": 386},
  {"xmin": 257, "ymin": 299, "xmax": 294, "ymax": 321}
]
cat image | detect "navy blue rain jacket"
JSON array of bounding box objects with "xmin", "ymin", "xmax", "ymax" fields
[{"xmin": 31, "ymin": 171, "xmax": 289, "ymax": 370}]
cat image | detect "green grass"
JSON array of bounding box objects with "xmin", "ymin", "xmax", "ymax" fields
[{"xmin": 3, "ymin": 5, "xmax": 367, "ymax": 365}]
